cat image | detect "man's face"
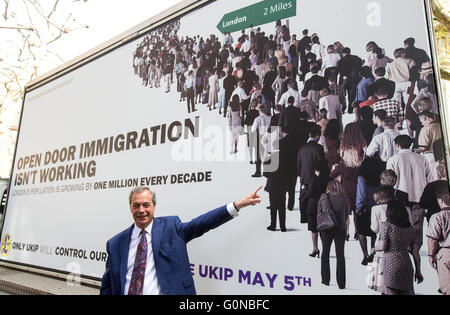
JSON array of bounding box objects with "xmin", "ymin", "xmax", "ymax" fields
[
  {"xmin": 419, "ymin": 116, "xmax": 430, "ymax": 126},
  {"xmin": 130, "ymin": 191, "xmax": 155, "ymax": 229},
  {"xmin": 373, "ymin": 116, "xmax": 379, "ymax": 125}
]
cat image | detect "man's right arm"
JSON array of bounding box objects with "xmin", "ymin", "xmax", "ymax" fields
[{"xmin": 100, "ymin": 241, "xmax": 113, "ymax": 295}]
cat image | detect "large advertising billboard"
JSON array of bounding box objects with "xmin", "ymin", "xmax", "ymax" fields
[{"xmin": 1, "ymin": 0, "xmax": 448, "ymax": 294}]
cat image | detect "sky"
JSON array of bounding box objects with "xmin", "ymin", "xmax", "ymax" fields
[{"xmin": 53, "ymin": 0, "xmax": 183, "ymax": 63}]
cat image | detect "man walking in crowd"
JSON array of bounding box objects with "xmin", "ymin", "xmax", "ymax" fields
[
  {"xmin": 427, "ymin": 187, "xmax": 450, "ymax": 295},
  {"xmin": 371, "ymin": 86, "xmax": 404, "ymax": 124},
  {"xmin": 297, "ymin": 126, "xmax": 325, "ymax": 224},
  {"xmin": 335, "ymin": 47, "xmax": 363, "ymax": 112},
  {"xmin": 386, "ymin": 48, "xmax": 415, "ymax": 105},
  {"xmin": 184, "ymin": 70, "xmax": 196, "ymax": 113},
  {"xmin": 415, "ymin": 110, "xmax": 443, "ymax": 180},
  {"xmin": 372, "ymin": 109, "xmax": 387, "ymax": 138},
  {"xmin": 369, "ymin": 67, "xmax": 395, "ymax": 99},
  {"xmin": 366, "ymin": 116, "xmax": 400, "ymax": 164},
  {"xmin": 278, "ymin": 96, "xmax": 302, "ymax": 210},
  {"xmin": 251, "ymin": 104, "xmax": 271, "ymax": 177}
]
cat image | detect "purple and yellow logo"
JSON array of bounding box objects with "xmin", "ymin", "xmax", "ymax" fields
[{"xmin": 1, "ymin": 234, "xmax": 12, "ymax": 257}]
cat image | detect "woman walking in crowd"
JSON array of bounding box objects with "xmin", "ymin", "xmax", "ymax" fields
[
  {"xmin": 369, "ymin": 186, "xmax": 396, "ymax": 294},
  {"xmin": 317, "ymin": 108, "xmax": 329, "ymax": 136},
  {"xmin": 307, "ymin": 159, "xmax": 331, "ymax": 258},
  {"xmin": 217, "ymin": 70, "xmax": 226, "ymax": 115},
  {"xmin": 355, "ymin": 156, "xmax": 385, "ymax": 265},
  {"xmin": 272, "ymin": 66, "xmax": 287, "ymax": 104},
  {"xmin": 323, "ymin": 119, "xmax": 341, "ymax": 170},
  {"xmin": 318, "ymin": 180, "xmax": 350, "ymax": 289},
  {"xmin": 228, "ymin": 95, "xmax": 242, "ymax": 154},
  {"xmin": 371, "ymin": 200, "xmax": 424, "ymax": 295},
  {"xmin": 371, "ymin": 47, "xmax": 391, "ymax": 76},
  {"xmin": 332, "ymin": 123, "xmax": 367, "ymax": 239},
  {"xmin": 334, "ymin": 41, "xmax": 345, "ymax": 58}
]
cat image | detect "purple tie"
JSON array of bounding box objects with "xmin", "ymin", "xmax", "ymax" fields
[{"xmin": 128, "ymin": 230, "xmax": 148, "ymax": 295}]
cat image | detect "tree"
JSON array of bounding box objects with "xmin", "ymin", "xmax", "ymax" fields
[
  {"xmin": 0, "ymin": 0, "xmax": 88, "ymax": 178},
  {"xmin": 433, "ymin": 0, "xmax": 450, "ymax": 81}
]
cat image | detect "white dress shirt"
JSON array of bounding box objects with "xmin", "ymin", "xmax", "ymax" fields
[
  {"xmin": 319, "ymin": 94, "xmax": 341, "ymax": 120},
  {"xmin": 251, "ymin": 113, "xmax": 271, "ymax": 136},
  {"xmin": 386, "ymin": 149, "xmax": 432, "ymax": 203},
  {"xmin": 231, "ymin": 86, "xmax": 250, "ymax": 102},
  {"xmin": 279, "ymin": 88, "xmax": 300, "ymax": 107},
  {"xmin": 366, "ymin": 128, "xmax": 400, "ymax": 162},
  {"xmin": 125, "ymin": 204, "xmax": 238, "ymax": 295}
]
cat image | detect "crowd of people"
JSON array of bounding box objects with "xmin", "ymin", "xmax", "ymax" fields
[{"xmin": 132, "ymin": 18, "xmax": 450, "ymax": 295}]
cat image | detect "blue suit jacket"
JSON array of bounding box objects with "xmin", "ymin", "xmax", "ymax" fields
[{"xmin": 100, "ymin": 205, "xmax": 233, "ymax": 295}]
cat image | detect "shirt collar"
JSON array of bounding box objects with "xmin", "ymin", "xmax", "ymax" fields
[{"xmin": 132, "ymin": 221, "xmax": 153, "ymax": 240}]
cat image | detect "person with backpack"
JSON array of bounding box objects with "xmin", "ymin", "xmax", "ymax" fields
[{"xmin": 317, "ymin": 179, "xmax": 350, "ymax": 290}]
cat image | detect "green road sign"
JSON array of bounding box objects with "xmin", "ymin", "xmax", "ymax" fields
[{"xmin": 217, "ymin": 0, "xmax": 297, "ymax": 34}]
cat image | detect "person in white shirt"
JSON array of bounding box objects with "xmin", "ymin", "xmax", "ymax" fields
[
  {"xmin": 311, "ymin": 36, "xmax": 325, "ymax": 60},
  {"xmin": 366, "ymin": 116, "xmax": 400, "ymax": 162},
  {"xmin": 251, "ymin": 104, "xmax": 272, "ymax": 177},
  {"xmin": 184, "ymin": 70, "xmax": 196, "ymax": 113},
  {"xmin": 319, "ymin": 87, "xmax": 342, "ymax": 130},
  {"xmin": 385, "ymin": 48, "xmax": 415, "ymax": 105},
  {"xmin": 241, "ymin": 35, "xmax": 251, "ymax": 54},
  {"xmin": 231, "ymin": 80, "xmax": 250, "ymax": 103},
  {"xmin": 322, "ymin": 45, "xmax": 341, "ymax": 78},
  {"xmin": 279, "ymin": 82, "xmax": 300, "ymax": 107},
  {"xmin": 386, "ymin": 135, "xmax": 432, "ymax": 204},
  {"xmin": 223, "ymin": 32, "xmax": 234, "ymax": 47}
]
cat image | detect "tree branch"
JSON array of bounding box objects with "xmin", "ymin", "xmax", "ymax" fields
[
  {"xmin": 47, "ymin": 0, "xmax": 59, "ymax": 19},
  {"xmin": 2, "ymin": 0, "xmax": 9, "ymax": 21},
  {"xmin": 433, "ymin": 0, "xmax": 450, "ymax": 30},
  {"xmin": 0, "ymin": 25, "xmax": 34, "ymax": 31},
  {"xmin": 441, "ymin": 68, "xmax": 450, "ymax": 81}
]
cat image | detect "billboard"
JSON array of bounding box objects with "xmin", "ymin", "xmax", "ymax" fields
[{"xmin": 1, "ymin": 0, "xmax": 448, "ymax": 294}]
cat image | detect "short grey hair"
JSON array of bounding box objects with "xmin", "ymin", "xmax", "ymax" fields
[{"xmin": 129, "ymin": 186, "xmax": 157, "ymax": 205}]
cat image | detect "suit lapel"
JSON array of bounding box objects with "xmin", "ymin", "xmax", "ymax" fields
[
  {"xmin": 151, "ymin": 218, "xmax": 164, "ymax": 261},
  {"xmin": 119, "ymin": 224, "xmax": 133, "ymax": 295}
]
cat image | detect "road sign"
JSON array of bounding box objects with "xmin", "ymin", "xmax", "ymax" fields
[{"xmin": 217, "ymin": 0, "xmax": 297, "ymax": 34}]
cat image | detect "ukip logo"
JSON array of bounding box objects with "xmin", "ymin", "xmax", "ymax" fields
[{"xmin": 1, "ymin": 234, "xmax": 12, "ymax": 257}]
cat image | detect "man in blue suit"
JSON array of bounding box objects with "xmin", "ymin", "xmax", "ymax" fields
[{"xmin": 100, "ymin": 186, "xmax": 262, "ymax": 295}]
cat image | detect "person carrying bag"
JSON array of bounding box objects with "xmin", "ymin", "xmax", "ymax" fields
[
  {"xmin": 317, "ymin": 193, "xmax": 337, "ymax": 231},
  {"xmin": 317, "ymin": 180, "xmax": 350, "ymax": 289}
]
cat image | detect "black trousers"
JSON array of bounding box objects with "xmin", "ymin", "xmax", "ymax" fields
[
  {"xmin": 254, "ymin": 131, "xmax": 266, "ymax": 176},
  {"xmin": 269, "ymin": 189, "xmax": 286, "ymax": 230},
  {"xmin": 320, "ymin": 228, "xmax": 346, "ymax": 289},
  {"xmin": 287, "ymin": 176, "xmax": 296, "ymax": 210},
  {"xmin": 299, "ymin": 185, "xmax": 310, "ymax": 224},
  {"xmin": 342, "ymin": 78, "xmax": 357, "ymax": 113},
  {"xmin": 186, "ymin": 87, "xmax": 195, "ymax": 113}
]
